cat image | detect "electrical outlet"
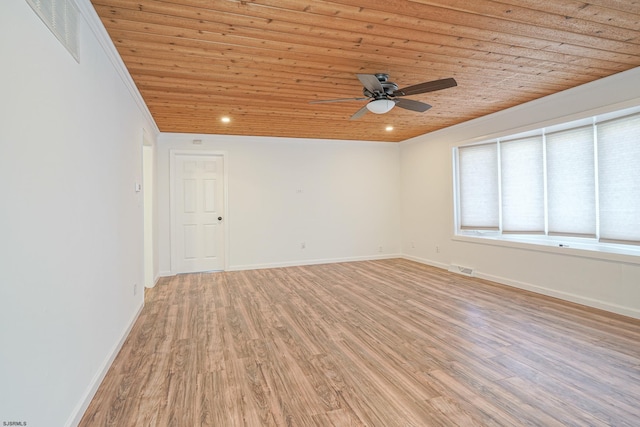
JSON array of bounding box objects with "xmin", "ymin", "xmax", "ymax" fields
[
  {"xmin": 411, "ymin": 241, "xmax": 415, "ymax": 248},
  {"xmin": 133, "ymin": 283, "xmax": 138, "ymax": 296},
  {"xmin": 435, "ymin": 246, "xmax": 440, "ymax": 253},
  {"xmin": 378, "ymin": 245, "xmax": 383, "ymax": 253},
  {"xmin": 301, "ymin": 242, "xmax": 306, "ymax": 249}
]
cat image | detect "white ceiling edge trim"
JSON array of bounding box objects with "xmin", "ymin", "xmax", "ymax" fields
[{"xmin": 73, "ymin": 0, "xmax": 159, "ymax": 134}]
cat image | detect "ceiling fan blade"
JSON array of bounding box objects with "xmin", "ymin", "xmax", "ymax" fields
[
  {"xmin": 395, "ymin": 98, "xmax": 432, "ymax": 112},
  {"xmin": 393, "ymin": 77, "xmax": 457, "ymax": 97},
  {"xmin": 356, "ymin": 74, "xmax": 384, "ymax": 93},
  {"xmin": 349, "ymin": 104, "xmax": 369, "ymax": 120},
  {"xmin": 309, "ymin": 97, "xmax": 368, "ymax": 104}
]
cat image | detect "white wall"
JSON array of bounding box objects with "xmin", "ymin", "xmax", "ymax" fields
[
  {"xmin": 157, "ymin": 135, "xmax": 401, "ymax": 273},
  {"xmin": 400, "ymin": 67, "xmax": 640, "ymax": 319},
  {"xmin": 0, "ymin": 1, "xmax": 156, "ymax": 426}
]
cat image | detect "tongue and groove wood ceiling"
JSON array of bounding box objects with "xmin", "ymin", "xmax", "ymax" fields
[{"xmin": 91, "ymin": 0, "xmax": 640, "ymax": 142}]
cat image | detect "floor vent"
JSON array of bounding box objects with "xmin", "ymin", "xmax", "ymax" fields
[
  {"xmin": 26, "ymin": 0, "xmax": 80, "ymax": 62},
  {"xmin": 448, "ymin": 264, "xmax": 475, "ymax": 277}
]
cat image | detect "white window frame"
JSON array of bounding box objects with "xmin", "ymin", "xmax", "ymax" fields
[{"xmin": 453, "ymin": 104, "xmax": 640, "ymax": 265}]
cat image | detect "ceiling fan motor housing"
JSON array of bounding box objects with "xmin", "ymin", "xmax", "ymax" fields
[{"xmin": 363, "ymin": 76, "xmax": 399, "ymax": 99}]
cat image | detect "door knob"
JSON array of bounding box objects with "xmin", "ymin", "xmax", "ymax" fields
[{"xmin": 218, "ymin": 217, "xmax": 223, "ymax": 221}]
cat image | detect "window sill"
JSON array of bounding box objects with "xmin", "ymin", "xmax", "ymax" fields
[{"xmin": 453, "ymin": 232, "xmax": 640, "ymax": 266}]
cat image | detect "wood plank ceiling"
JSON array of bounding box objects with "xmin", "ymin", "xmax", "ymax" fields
[{"xmin": 91, "ymin": 0, "xmax": 640, "ymax": 142}]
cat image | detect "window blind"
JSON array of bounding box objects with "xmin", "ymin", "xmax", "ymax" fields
[
  {"xmin": 546, "ymin": 126, "xmax": 596, "ymax": 237},
  {"xmin": 458, "ymin": 143, "xmax": 499, "ymax": 230},
  {"xmin": 597, "ymin": 114, "xmax": 640, "ymax": 245},
  {"xmin": 500, "ymin": 136, "xmax": 545, "ymax": 234}
]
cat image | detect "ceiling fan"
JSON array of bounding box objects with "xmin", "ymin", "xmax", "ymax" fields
[{"xmin": 310, "ymin": 73, "xmax": 457, "ymax": 120}]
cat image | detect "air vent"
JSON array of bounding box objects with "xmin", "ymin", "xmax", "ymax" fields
[
  {"xmin": 26, "ymin": 0, "xmax": 80, "ymax": 62},
  {"xmin": 448, "ymin": 264, "xmax": 475, "ymax": 277}
]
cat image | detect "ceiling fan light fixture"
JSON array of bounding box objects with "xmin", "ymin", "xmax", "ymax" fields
[{"xmin": 366, "ymin": 99, "xmax": 395, "ymax": 114}]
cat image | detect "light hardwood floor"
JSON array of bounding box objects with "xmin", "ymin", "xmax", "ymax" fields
[{"xmin": 80, "ymin": 259, "xmax": 640, "ymax": 426}]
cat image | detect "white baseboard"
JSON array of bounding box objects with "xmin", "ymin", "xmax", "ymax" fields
[
  {"xmin": 227, "ymin": 253, "xmax": 401, "ymax": 272},
  {"xmin": 146, "ymin": 272, "xmax": 168, "ymax": 288},
  {"xmin": 401, "ymin": 254, "xmax": 449, "ymax": 271},
  {"xmin": 474, "ymin": 271, "xmax": 640, "ymax": 320},
  {"xmin": 65, "ymin": 301, "xmax": 144, "ymax": 427},
  {"xmin": 402, "ymin": 255, "xmax": 640, "ymax": 320}
]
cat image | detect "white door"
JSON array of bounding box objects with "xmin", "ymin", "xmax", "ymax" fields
[{"xmin": 171, "ymin": 152, "xmax": 225, "ymax": 273}]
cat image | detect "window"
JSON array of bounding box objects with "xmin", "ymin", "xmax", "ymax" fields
[
  {"xmin": 500, "ymin": 136, "xmax": 544, "ymax": 234},
  {"xmin": 454, "ymin": 110, "xmax": 640, "ymax": 251},
  {"xmin": 458, "ymin": 143, "xmax": 499, "ymax": 230},
  {"xmin": 598, "ymin": 114, "xmax": 640, "ymax": 245},
  {"xmin": 546, "ymin": 126, "xmax": 596, "ymax": 237}
]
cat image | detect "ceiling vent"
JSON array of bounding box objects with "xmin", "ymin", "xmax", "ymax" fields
[{"xmin": 26, "ymin": 0, "xmax": 80, "ymax": 62}]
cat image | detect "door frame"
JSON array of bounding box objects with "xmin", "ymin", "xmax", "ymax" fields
[
  {"xmin": 142, "ymin": 143, "xmax": 155, "ymax": 287},
  {"xmin": 169, "ymin": 149, "xmax": 229, "ymax": 274}
]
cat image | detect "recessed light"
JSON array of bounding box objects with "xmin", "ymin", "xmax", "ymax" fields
[
  {"xmin": 221, "ymin": 116, "xmax": 231, "ymax": 123},
  {"xmin": 385, "ymin": 125, "xmax": 394, "ymax": 131}
]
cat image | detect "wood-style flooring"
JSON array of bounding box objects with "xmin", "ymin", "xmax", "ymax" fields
[{"xmin": 79, "ymin": 259, "xmax": 640, "ymax": 426}]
